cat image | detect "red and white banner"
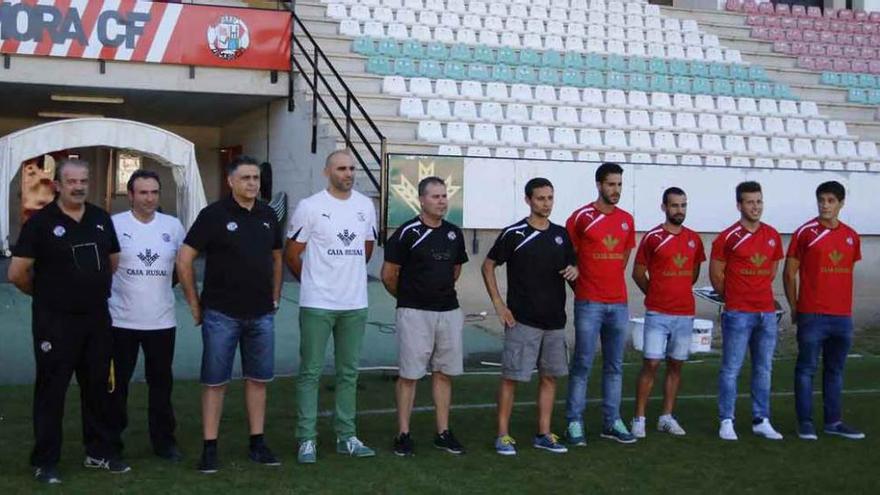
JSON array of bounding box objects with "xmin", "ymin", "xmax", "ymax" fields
[{"xmin": 0, "ymin": 0, "xmax": 291, "ymax": 70}]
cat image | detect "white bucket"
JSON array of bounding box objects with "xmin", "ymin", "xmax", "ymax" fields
[{"xmin": 630, "ymin": 317, "xmax": 714, "ymax": 354}]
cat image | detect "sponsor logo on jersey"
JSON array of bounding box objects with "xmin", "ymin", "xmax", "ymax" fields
[
  {"xmin": 337, "ymin": 229, "xmax": 357, "ymax": 247},
  {"xmin": 137, "ymin": 249, "xmax": 160, "ymax": 267}
]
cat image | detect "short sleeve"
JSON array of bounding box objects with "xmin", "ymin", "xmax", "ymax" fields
[
  {"xmin": 183, "ymin": 208, "xmax": 213, "ymax": 251},
  {"xmin": 565, "ymin": 211, "xmax": 580, "ymax": 246},
  {"xmin": 625, "ymin": 218, "xmax": 636, "ymax": 250},
  {"xmin": 634, "ymin": 235, "xmax": 650, "ymax": 267},
  {"xmin": 454, "ymin": 228, "xmax": 468, "ymax": 265},
  {"xmin": 710, "ymin": 234, "xmax": 727, "ymax": 262},
  {"xmin": 105, "ymin": 216, "xmax": 121, "ymax": 254},
  {"xmin": 365, "ymin": 200, "xmax": 378, "ymax": 241},
  {"xmin": 174, "ymin": 219, "xmax": 186, "ymax": 248},
  {"xmin": 12, "ymin": 216, "xmax": 40, "ymax": 258},
  {"xmin": 772, "ymin": 232, "xmax": 784, "ymax": 261},
  {"xmin": 694, "ymin": 235, "xmax": 707, "ymax": 264},
  {"xmin": 383, "ymin": 228, "xmax": 408, "ymax": 265},
  {"xmin": 487, "ymin": 230, "xmax": 510, "ymax": 265},
  {"xmin": 287, "ymin": 200, "xmax": 311, "ymax": 242},
  {"xmin": 271, "ymin": 214, "xmax": 283, "ymax": 250},
  {"xmin": 854, "ymin": 232, "xmax": 862, "ymax": 262},
  {"xmin": 786, "ymin": 230, "xmax": 802, "ymax": 260}
]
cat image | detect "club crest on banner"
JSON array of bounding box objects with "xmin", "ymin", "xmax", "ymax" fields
[{"xmin": 207, "ymin": 15, "xmax": 250, "ymax": 61}]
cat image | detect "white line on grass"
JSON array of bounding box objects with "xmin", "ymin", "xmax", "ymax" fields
[{"xmin": 318, "ymin": 389, "xmax": 880, "ymax": 418}]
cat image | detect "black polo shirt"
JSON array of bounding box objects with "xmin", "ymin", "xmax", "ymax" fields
[
  {"xmin": 487, "ymin": 218, "xmax": 576, "ymax": 330},
  {"xmin": 13, "ymin": 201, "xmax": 120, "ymax": 313},
  {"xmin": 183, "ymin": 196, "xmax": 282, "ymax": 319},
  {"xmin": 384, "ymin": 216, "xmax": 468, "ymax": 311}
]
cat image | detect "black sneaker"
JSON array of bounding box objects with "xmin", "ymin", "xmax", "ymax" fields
[
  {"xmin": 155, "ymin": 445, "xmax": 184, "ymax": 462},
  {"xmin": 249, "ymin": 443, "xmax": 281, "ymax": 466},
  {"xmin": 393, "ymin": 432, "xmax": 415, "ymax": 457},
  {"xmin": 198, "ymin": 445, "xmax": 219, "ymax": 474},
  {"xmin": 433, "ymin": 429, "xmax": 465, "ymax": 455},
  {"xmin": 83, "ymin": 456, "xmax": 131, "ymax": 473},
  {"xmin": 34, "ymin": 465, "xmax": 61, "ymax": 484},
  {"xmin": 824, "ymin": 422, "xmax": 866, "ymax": 440}
]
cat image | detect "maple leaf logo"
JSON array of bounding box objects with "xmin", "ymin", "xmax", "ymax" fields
[
  {"xmin": 672, "ymin": 253, "xmax": 688, "ymax": 269},
  {"xmin": 828, "ymin": 250, "xmax": 843, "ymax": 266},
  {"xmin": 750, "ymin": 252, "xmax": 767, "ymax": 267},
  {"xmin": 602, "ymin": 235, "xmax": 619, "ymax": 251}
]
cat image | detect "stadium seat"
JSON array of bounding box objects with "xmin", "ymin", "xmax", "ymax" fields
[
  {"xmin": 383, "ymin": 75, "xmax": 408, "ymax": 95},
  {"xmin": 418, "ymin": 121, "xmax": 445, "ymax": 142},
  {"xmin": 447, "ymin": 122, "xmax": 473, "ymax": 143}
]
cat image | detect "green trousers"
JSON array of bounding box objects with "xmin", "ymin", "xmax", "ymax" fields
[{"xmin": 296, "ymin": 307, "xmax": 368, "ymax": 441}]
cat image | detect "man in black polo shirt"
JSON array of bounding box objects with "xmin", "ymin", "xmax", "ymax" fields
[
  {"xmin": 381, "ymin": 177, "xmax": 468, "ymax": 457},
  {"xmin": 481, "ymin": 177, "xmax": 578, "ymax": 456},
  {"xmin": 177, "ymin": 155, "xmax": 283, "ymax": 473},
  {"xmin": 8, "ymin": 159, "xmax": 129, "ymax": 484}
]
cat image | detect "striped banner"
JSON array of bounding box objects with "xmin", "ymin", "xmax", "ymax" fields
[{"xmin": 0, "ymin": 0, "xmax": 291, "ymax": 70}]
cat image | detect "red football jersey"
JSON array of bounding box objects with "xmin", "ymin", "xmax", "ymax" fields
[
  {"xmin": 787, "ymin": 218, "xmax": 861, "ymax": 316},
  {"xmin": 635, "ymin": 225, "xmax": 706, "ymax": 315},
  {"xmin": 567, "ymin": 202, "xmax": 636, "ymax": 303},
  {"xmin": 711, "ymin": 222, "xmax": 784, "ymax": 313}
]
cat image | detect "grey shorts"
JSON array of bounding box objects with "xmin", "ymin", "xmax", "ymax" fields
[
  {"xmin": 501, "ymin": 323, "xmax": 568, "ymax": 382},
  {"xmin": 396, "ymin": 307, "xmax": 464, "ymax": 380}
]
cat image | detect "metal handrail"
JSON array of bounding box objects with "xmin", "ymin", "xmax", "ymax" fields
[{"xmin": 285, "ymin": 3, "xmax": 385, "ymax": 192}]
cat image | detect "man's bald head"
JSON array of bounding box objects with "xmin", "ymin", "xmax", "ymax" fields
[{"xmin": 324, "ymin": 150, "xmax": 356, "ymax": 194}]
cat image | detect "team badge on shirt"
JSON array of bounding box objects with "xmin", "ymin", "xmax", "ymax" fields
[
  {"xmin": 227, "ymin": 222, "xmax": 238, "ymax": 232},
  {"xmin": 447, "ymin": 231, "xmax": 457, "ymax": 241},
  {"xmin": 53, "ymin": 226, "xmax": 65, "ymax": 237},
  {"xmin": 768, "ymin": 239, "xmax": 776, "ymax": 247},
  {"xmin": 162, "ymin": 233, "xmax": 171, "ymax": 242},
  {"xmin": 688, "ymin": 239, "xmax": 696, "ymax": 249},
  {"xmin": 846, "ymin": 237, "xmax": 854, "ymax": 245},
  {"xmin": 555, "ymin": 236, "xmax": 564, "ymax": 245},
  {"xmin": 40, "ymin": 341, "xmax": 52, "ymax": 353},
  {"xmin": 621, "ymin": 222, "xmax": 630, "ymax": 231}
]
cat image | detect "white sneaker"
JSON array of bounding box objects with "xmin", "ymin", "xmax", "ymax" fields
[
  {"xmin": 752, "ymin": 418, "xmax": 783, "ymax": 440},
  {"xmin": 719, "ymin": 419, "xmax": 738, "ymax": 441},
  {"xmin": 631, "ymin": 417, "xmax": 646, "ymax": 439},
  {"xmin": 657, "ymin": 415, "xmax": 686, "ymax": 436}
]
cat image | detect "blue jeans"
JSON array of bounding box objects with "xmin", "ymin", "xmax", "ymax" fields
[
  {"xmin": 718, "ymin": 311, "xmax": 777, "ymax": 421},
  {"xmin": 200, "ymin": 309, "xmax": 275, "ymax": 386},
  {"xmin": 566, "ymin": 301, "xmax": 629, "ymax": 427},
  {"xmin": 794, "ymin": 314, "xmax": 853, "ymax": 425}
]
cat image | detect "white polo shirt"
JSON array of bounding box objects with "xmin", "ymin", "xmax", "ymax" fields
[
  {"xmin": 288, "ymin": 189, "xmax": 377, "ymax": 310},
  {"xmin": 109, "ymin": 211, "xmax": 185, "ymax": 330}
]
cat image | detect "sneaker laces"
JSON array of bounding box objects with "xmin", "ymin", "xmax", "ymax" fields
[
  {"xmin": 91, "ymin": 457, "xmax": 111, "ymax": 470},
  {"xmin": 547, "ymin": 433, "xmax": 561, "ymax": 445},
  {"xmin": 346, "ymin": 436, "xmax": 365, "ymax": 454},
  {"xmin": 499, "ymin": 435, "xmax": 516, "ymax": 446},
  {"xmin": 300, "ymin": 441, "xmax": 316, "ymax": 455}
]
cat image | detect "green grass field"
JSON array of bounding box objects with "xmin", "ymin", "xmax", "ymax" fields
[{"xmin": 1, "ymin": 337, "xmax": 878, "ymax": 495}]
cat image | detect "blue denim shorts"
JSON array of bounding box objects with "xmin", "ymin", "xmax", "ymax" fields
[
  {"xmin": 643, "ymin": 311, "xmax": 693, "ymax": 361},
  {"xmin": 200, "ymin": 309, "xmax": 275, "ymax": 386}
]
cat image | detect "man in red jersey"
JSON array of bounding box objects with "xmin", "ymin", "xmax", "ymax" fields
[
  {"xmin": 784, "ymin": 181, "xmax": 865, "ymax": 441},
  {"xmin": 564, "ymin": 163, "xmax": 637, "ymax": 445},
  {"xmin": 710, "ymin": 181, "xmax": 784, "ymax": 441},
  {"xmin": 630, "ymin": 187, "xmax": 705, "ymax": 439}
]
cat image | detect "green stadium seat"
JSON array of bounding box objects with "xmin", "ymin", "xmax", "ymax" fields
[
  {"xmin": 689, "ymin": 61, "xmax": 708, "ymax": 78},
  {"xmin": 449, "ymin": 43, "xmax": 472, "ymax": 62},
  {"xmin": 607, "ymin": 55, "xmax": 627, "ymax": 73},
  {"xmin": 492, "ymin": 64, "xmax": 514, "ymax": 83},
  {"xmin": 771, "ymin": 83, "xmax": 794, "ymax": 99},
  {"xmin": 366, "ymin": 56, "xmax": 393, "ymax": 75},
  {"xmin": 840, "ymin": 73, "xmax": 859, "ymax": 87},
  {"xmin": 629, "ymin": 73, "xmax": 649, "ymax": 91},
  {"xmin": 693, "ymin": 77, "xmax": 712, "ymax": 94},
  {"xmin": 542, "ymin": 50, "xmax": 564, "ymax": 69},
  {"xmin": 420, "ymin": 59, "xmax": 443, "ymax": 78},
  {"xmin": 820, "ymin": 72, "xmax": 841, "ymax": 86},
  {"xmin": 730, "ymin": 64, "xmax": 750, "ymax": 80},
  {"xmin": 401, "ymin": 40, "xmax": 425, "ymax": 59},
  {"xmin": 649, "ymin": 75, "xmax": 671, "ymax": 92},
  {"xmin": 564, "ymin": 52, "xmax": 585, "ymax": 70},
  {"xmin": 538, "ymin": 67, "xmax": 559, "ymax": 85},
  {"xmin": 753, "ymin": 82, "xmax": 773, "ymax": 98},
  {"xmin": 606, "ymin": 71, "xmax": 627, "ymax": 90},
  {"xmin": 515, "ymin": 66, "xmax": 538, "ymax": 84},
  {"xmin": 867, "ymin": 89, "xmax": 880, "ymax": 104},
  {"xmin": 709, "ymin": 63, "xmax": 728, "ymax": 79},
  {"xmin": 848, "ymin": 88, "xmax": 868, "ymax": 104},
  {"xmin": 713, "ymin": 78, "xmax": 733, "ymax": 96},
  {"xmin": 497, "ymin": 47, "xmax": 518, "ymax": 66},
  {"xmin": 473, "ymin": 45, "xmax": 495, "ymax": 64},
  {"xmin": 648, "ymin": 58, "xmax": 667, "ymax": 75},
  {"xmin": 733, "ymin": 80, "xmax": 753, "ymax": 97},
  {"xmin": 858, "ymin": 74, "xmax": 878, "ymax": 88},
  {"xmin": 670, "ymin": 59, "xmax": 689, "ymax": 76},
  {"xmin": 585, "ymin": 69, "xmax": 605, "ymax": 88},
  {"xmin": 672, "ymin": 76, "xmax": 692, "ymax": 94},
  {"xmin": 426, "ymin": 42, "xmax": 448, "ymax": 60},
  {"xmin": 628, "ymin": 57, "xmax": 648, "ymax": 73},
  {"xmin": 586, "ymin": 54, "xmax": 605, "ymax": 70},
  {"xmin": 393, "ymin": 57, "xmax": 418, "ymax": 77},
  {"xmin": 520, "ymin": 49, "xmax": 541, "ymax": 67},
  {"xmin": 748, "ymin": 65, "xmax": 769, "ymax": 81},
  {"xmin": 467, "ymin": 63, "xmax": 492, "ymax": 82},
  {"xmin": 352, "ymin": 37, "xmax": 377, "ymax": 56},
  {"xmin": 561, "ymin": 68, "xmax": 584, "ymax": 86},
  {"xmin": 377, "ymin": 39, "xmax": 400, "ymax": 57},
  {"xmin": 444, "ymin": 60, "xmax": 467, "ymax": 80}
]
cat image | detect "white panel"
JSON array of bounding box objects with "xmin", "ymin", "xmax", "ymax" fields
[{"xmin": 462, "ymin": 158, "xmax": 518, "ymax": 227}]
